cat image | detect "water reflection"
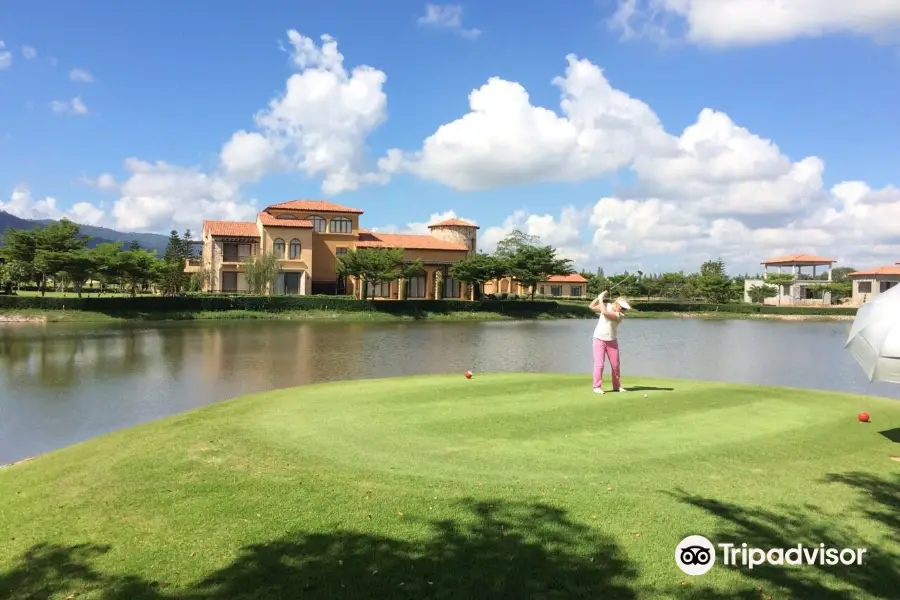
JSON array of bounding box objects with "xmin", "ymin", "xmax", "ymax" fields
[{"xmin": 0, "ymin": 318, "xmax": 895, "ymax": 465}]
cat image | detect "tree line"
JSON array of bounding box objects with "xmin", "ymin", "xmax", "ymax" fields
[
  {"xmin": 335, "ymin": 230, "xmax": 575, "ymax": 299},
  {"xmin": 0, "ymin": 219, "xmax": 200, "ymax": 296},
  {"xmin": 1, "ymin": 219, "xmax": 855, "ymax": 304},
  {"xmin": 579, "ymin": 260, "xmax": 854, "ymax": 304}
]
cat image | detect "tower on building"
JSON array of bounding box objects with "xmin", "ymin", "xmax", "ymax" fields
[{"xmin": 427, "ymin": 218, "xmax": 479, "ymax": 256}]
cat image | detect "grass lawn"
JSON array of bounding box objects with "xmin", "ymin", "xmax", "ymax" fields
[
  {"xmin": 0, "ymin": 307, "xmax": 593, "ymax": 323},
  {"xmin": 1, "ymin": 373, "xmax": 898, "ymax": 599}
]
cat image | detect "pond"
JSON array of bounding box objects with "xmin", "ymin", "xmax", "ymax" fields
[{"xmin": 0, "ymin": 318, "xmax": 895, "ymax": 465}]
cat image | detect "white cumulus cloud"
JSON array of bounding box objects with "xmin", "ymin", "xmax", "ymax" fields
[
  {"xmin": 1, "ymin": 185, "xmax": 105, "ymax": 226},
  {"xmin": 51, "ymin": 97, "xmax": 89, "ymax": 115},
  {"xmin": 417, "ymin": 4, "xmax": 482, "ymax": 39},
  {"xmin": 220, "ymin": 31, "xmax": 389, "ymax": 195},
  {"xmin": 69, "ymin": 68, "xmax": 94, "ymax": 83},
  {"xmin": 0, "ymin": 41, "xmax": 11, "ymax": 70},
  {"xmin": 609, "ymin": 0, "xmax": 900, "ymax": 47}
]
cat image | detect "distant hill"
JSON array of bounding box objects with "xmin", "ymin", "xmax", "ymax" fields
[{"xmin": 1, "ymin": 211, "xmax": 171, "ymax": 255}]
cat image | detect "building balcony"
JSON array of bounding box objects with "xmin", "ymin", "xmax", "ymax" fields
[{"xmin": 184, "ymin": 258, "xmax": 201, "ymax": 273}]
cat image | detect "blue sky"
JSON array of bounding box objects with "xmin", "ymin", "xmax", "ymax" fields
[{"xmin": 2, "ymin": 0, "xmax": 900, "ymax": 273}]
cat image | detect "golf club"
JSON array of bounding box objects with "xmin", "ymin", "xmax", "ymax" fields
[{"xmin": 605, "ymin": 270, "xmax": 644, "ymax": 294}]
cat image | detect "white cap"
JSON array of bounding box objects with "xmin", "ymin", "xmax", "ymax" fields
[{"xmin": 616, "ymin": 297, "xmax": 632, "ymax": 310}]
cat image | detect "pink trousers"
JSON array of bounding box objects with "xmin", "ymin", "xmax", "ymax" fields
[{"xmin": 592, "ymin": 338, "xmax": 621, "ymax": 389}]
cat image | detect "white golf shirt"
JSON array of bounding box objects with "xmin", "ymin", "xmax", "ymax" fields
[{"xmin": 593, "ymin": 303, "xmax": 624, "ymax": 341}]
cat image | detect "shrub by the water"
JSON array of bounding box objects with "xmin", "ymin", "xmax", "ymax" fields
[
  {"xmin": 0, "ymin": 294, "xmax": 587, "ymax": 316},
  {"xmin": 0, "ymin": 294, "xmax": 857, "ymax": 317}
]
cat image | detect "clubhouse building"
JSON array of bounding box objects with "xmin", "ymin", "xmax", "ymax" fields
[{"xmin": 186, "ymin": 200, "xmax": 479, "ymax": 299}]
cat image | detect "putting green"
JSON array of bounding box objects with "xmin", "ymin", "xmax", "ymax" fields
[{"xmin": 1, "ymin": 373, "xmax": 898, "ymax": 599}]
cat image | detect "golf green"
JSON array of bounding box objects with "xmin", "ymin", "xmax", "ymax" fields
[{"xmin": 1, "ymin": 373, "xmax": 898, "ymax": 599}]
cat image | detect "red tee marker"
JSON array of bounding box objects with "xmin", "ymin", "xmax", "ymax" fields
[{"xmin": 858, "ymin": 412, "xmax": 870, "ymax": 423}]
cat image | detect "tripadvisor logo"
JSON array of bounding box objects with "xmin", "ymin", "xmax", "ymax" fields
[{"xmin": 675, "ymin": 535, "xmax": 867, "ymax": 575}]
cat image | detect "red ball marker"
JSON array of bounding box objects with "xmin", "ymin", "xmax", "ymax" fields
[
  {"xmin": 858, "ymin": 412, "xmax": 870, "ymax": 423},
  {"xmin": 465, "ymin": 370, "xmax": 473, "ymax": 379}
]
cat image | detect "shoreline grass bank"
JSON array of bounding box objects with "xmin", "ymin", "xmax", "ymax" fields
[
  {"xmin": 0, "ymin": 295, "xmax": 858, "ymax": 324},
  {"xmin": 0, "ymin": 308, "xmax": 856, "ymax": 324},
  {"xmin": 1, "ymin": 373, "xmax": 897, "ymax": 599}
]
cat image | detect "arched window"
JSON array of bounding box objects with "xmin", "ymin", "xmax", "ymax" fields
[
  {"xmin": 273, "ymin": 238, "xmax": 285, "ymax": 258},
  {"xmin": 329, "ymin": 216, "xmax": 352, "ymax": 233},
  {"xmin": 276, "ymin": 213, "xmax": 297, "ymax": 219},
  {"xmin": 308, "ymin": 215, "xmax": 326, "ymax": 232},
  {"xmin": 289, "ymin": 239, "xmax": 301, "ymax": 259}
]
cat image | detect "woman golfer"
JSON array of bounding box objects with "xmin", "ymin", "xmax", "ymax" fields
[{"xmin": 589, "ymin": 291, "xmax": 631, "ymax": 394}]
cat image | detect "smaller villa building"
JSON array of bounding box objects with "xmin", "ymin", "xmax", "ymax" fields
[
  {"xmin": 742, "ymin": 254, "xmax": 836, "ymax": 305},
  {"xmin": 483, "ymin": 273, "xmax": 589, "ymax": 298},
  {"xmin": 847, "ymin": 263, "xmax": 900, "ymax": 305}
]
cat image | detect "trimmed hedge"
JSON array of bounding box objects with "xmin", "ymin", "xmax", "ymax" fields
[
  {"xmin": 0, "ymin": 294, "xmax": 858, "ymax": 316},
  {"xmin": 0, "ymin": 294, "xmax": 580, "ymax": 316},
  {"xmin": 629, "ymin": 301, "xmax": 858, "ymax": 316}
]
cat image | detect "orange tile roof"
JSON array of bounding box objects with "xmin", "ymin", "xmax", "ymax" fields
[
  {"xmin": 258, "ymin": 212, "xmax": 313, "ymax": 228},
  {"xmin": 545, "ymin": 273, "xmax": 588, "ymax": 283},
  {"xmin": 265, "ymin": 199, "xmax": 364, "ymax": 214},
  {"xmin": 849, "ymin": 266, "xmax": 900, "ymax": 277},
  {"xmin": 204, "ymin": 220, "xmax": 259, "ymax": 238},
  {"xmin": 356, "ymin": 230, "xmax": 469, "ymax": 251},
  {"xmin": 427, "ymin": 218, "xmax": 479, "ymax": 229},
  {"xmin": 761, "ymin": 253, "xmax": 835, "ymax": 265}
]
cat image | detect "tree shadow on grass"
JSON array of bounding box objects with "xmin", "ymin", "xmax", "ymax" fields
[
  {"xmin": 823, "ymin": 471, "xmax": 900, "ymax": 544},
  {"xmin": 626, "ymin": 386, "xmax": 675, "ymax": 392},
  {"xmin": 0, "ymin": 499, "xmax": 638, "ymax": 600},
  {"xmin": 877, "ymin": 428, "xmax": 900, "ymax": 443},
  {"xmin": 660, "ymin": 474, "xmax": 900, "ymax": 599}
]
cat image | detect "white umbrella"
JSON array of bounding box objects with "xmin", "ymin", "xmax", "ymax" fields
[{"xmin": 845, "ymin": 284, "xmax": 900, "ymax": 383}]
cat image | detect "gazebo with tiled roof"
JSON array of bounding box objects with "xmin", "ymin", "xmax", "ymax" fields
[{"xmin": 761, "ymin": 253, "xmax": 837, "ymax": 281}]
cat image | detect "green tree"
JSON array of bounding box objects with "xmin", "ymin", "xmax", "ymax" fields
[
  {"xmin": 747, "ymin": 283, "xmax": 777, "ymax": 304},
  {"xmin": 23, "ymin": 220, "xmax": 89, "ymax": 295},
  {"xmin": 697, "ymin": 258, "xmax": 735, "ymax": 303},
  {"xmin": 0, "ymin": 260, "xmax": 31, "ymax": 294},
  {"xmin": 763, "ymin": 273, "xmax": 794, "ymax": 305},
  {"xmin": 119, "ymin": 249, "xmax": 162, "ymax": 297},
  {"xmin": 91, "ymin": 242, "xmax": 127, "ymax": 293},
  {"xmin": 494, "ymin": 229, "xmax": 540, "ymax": 258},
  {"xmin": 605, "ymin": 273, "xmax": 642, "ymax": 297},
  {"xmin": 159, "ymin": 230, "xmax": 191, "ymax": 296},
  {"xmin": 585, "ymin": 269, "xmax": 607, "ymax": 296},
  {"xmin": 826, "ymin": 281, "xmax": 853, "ymax": 304},
  {"xmin": 448, "ymin": 253, "xmax": 507, "ymax": 299},
  {"xmin": 505, "ymin": 244, "xmax": 574, "ymax": 300},
  {"xmin": 699, "ymin": 257, "xmax": 726, "ymax": 278},
  {"xmin": 830, "ymin": 267, "xmax": 855, "ymax": 283},
  {"xmin": 657, "ymin": 272, "xmax": 687, "ymax": 299},
  {"xmin": 58, "ymin": 248, "xmax": 98, "ymax": 297},
  {"xmin": 0, "ymin": 229, "xmax": 38, "ymax": 283},
  {"xmin": 337, "ymin": 247, "xmax": 406, "ymax": 299},
  {"xmin": 243, "ymin": 252, "xmax": 282, "ymax": 295}
]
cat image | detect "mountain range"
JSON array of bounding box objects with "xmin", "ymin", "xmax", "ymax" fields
[{"xmin": 0, "ymin": 210, "xmax": 172, "ymax": 255}]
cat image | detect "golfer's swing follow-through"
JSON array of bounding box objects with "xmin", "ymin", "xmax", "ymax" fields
[{"xmin": 588, "ymin": 272, "xmax": 641, "ymax": 395}]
